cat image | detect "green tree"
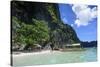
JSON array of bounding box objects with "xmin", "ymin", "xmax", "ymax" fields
[{"xmin": 12, "ymin": 17, "xmax": 50, "ymax": 50}]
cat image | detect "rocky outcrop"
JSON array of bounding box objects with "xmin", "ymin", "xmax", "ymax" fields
[{"xmin": 11, "ymin": 1, "xmax": 80, "ymax": 49}]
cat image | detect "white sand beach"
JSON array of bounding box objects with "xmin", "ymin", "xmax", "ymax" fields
[
  {"xmin": 12, "ymin": 50, "xmax": 61, "ymax": 57},
  {"xmin": 12, "ymin": 48, "xmax": 85, "ymax": 57}
]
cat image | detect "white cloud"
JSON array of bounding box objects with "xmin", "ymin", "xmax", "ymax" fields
[
  {"xmin": 72, "ymin": 5, "xmax": 97, "ymax": 27},
  {"xmin": 62, "ymin": 17, "xmax": 68, "ymax": 24},
  {"xmin": 91, "ymin": 7, "xmax": 97, "ymax": 18},
  {"xmin": 71, "ymin": 24, "xmax": 74, "ymax": 27},
  {"xmin": 75, "ymin": 19, "xmax": 89, "ymax": 27}
]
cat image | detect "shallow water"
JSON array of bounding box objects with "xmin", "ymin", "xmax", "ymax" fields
[{"xmin": 12, "ymin": 47, "xmax": 97, "ymax": 66}]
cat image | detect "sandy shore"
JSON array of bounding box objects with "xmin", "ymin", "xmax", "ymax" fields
[
  {"xmin": 12, "ymin": 50, "xmax": 60, "ymax": 57},
  {"xmin": 12, "ymin": 48, "xmax": 85, "ymax": 57}
]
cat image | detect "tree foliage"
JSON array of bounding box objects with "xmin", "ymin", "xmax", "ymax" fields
[{"xmin": 12, "ymin": 17, "xmax": 49, "ymax": 48}]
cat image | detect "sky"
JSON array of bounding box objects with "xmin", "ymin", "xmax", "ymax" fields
[{"xmin": 59, "ymin": 4, "xmax": 97, "ymax": 41}]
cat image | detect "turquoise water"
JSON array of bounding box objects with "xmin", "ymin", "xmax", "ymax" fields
[{"xmin": 13, "ymin": 47, "xmax": 97, "ymax": 66}]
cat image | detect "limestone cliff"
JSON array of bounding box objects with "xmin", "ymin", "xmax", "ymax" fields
[{"xmin": 11, "ymin": 1, "xmax": 80, "ymax": 49}]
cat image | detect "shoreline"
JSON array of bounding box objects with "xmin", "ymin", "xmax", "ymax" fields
[
  {"xmin": 12, "ymin": 48, "xmax": 86, "ymax": 57},
  {"xmin": 12, "ymin": 50, "xmax": 60, "ymax": 57},
  {"xmin": 12, "ymin": 47, "xmax": 96, "ymax": 57}
]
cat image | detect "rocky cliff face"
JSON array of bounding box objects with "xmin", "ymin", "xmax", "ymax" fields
[
  {"xmin": 11, "ymin": 1, "xmax": 60, "ymax": 24},
  {"xmin": 11, "ymin": 1, "xmax": 80, "ymax": 49}
]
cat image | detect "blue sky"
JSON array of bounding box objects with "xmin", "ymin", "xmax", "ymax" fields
[{"xmin": 59, "ymin": 4, "xmax": 97, "ymax": 41}]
